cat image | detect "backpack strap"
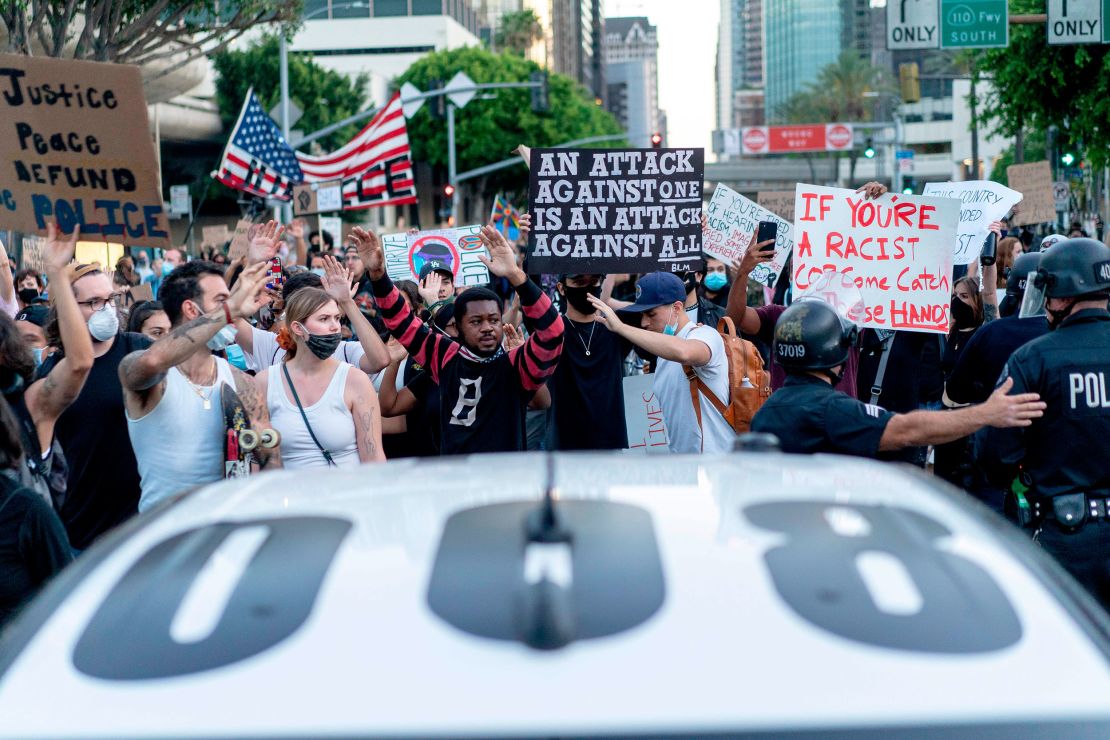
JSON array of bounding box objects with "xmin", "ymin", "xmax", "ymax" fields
[
  {"xmin": 282, "ymin": 362, "xmax": 337, "ymax": 467},
  {"xmin": 869, "ymin": 331, "xmax": 896, "ymax": 406}
]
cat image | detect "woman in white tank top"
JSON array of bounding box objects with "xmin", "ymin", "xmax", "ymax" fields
[{"xmin": 256, "ymin": 285, "xmax": 385, "ymax": 469}]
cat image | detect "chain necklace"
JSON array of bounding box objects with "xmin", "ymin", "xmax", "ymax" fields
[
  {"xmin": 570, "ymin": 319, "xmax": 598, "ymax": 356},
  {"xmin": 180, "ymin": 361, "xmax": 217, "ymax": 410}
]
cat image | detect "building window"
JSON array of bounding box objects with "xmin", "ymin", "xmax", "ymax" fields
[
  {"xmin": 305, "ymin": 0, "xmax": 330, "ymax": 20},
  {"xmin": 374, "ymin": 0, "xmax": 409, "ymax": 16},
  {"xmin": 332, "ymin": 0, "xmax": 371, "ymax": 17},
  {"xmin": 412, "ymin": 0, "xmax": 442, "ymax": 13}
]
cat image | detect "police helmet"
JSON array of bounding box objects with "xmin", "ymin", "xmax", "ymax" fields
[
  {"xmin": 1000, "ymin": 252, "xmax": 1042, "ymax": 317},
  {"xmin": 772, "ymin": 300, "xmax": 858, "ymax": 371},
  {"xmin": 1021, "ymin": 238, "xmax": 1110, "ymax": 318}
]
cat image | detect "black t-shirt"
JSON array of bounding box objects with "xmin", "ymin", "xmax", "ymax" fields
[
  {"xmin": 855, "ymin": 330, "xmax": 932, "ymax": 414},
  {"xmin": 751, "ymin": 374, "xmax": 894, "ymax": 457},
  {"xmin": 35, "ymin": 332, "xmax": 152, "ymax": 550},
  {"xmin": 546, "ymin": 318, "xmax": 630, "ymax": 450},
  {"xmin": 0, "ymin": 476, "xmax": 73, "ymax": 626}
]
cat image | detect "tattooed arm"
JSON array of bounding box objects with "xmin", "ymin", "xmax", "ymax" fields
[
  {"xmin": 347, "ymin": 370, "xmax": 385, "ymax": 463},
  {"xmin": 233, "ymin": 367, "xmax": 281, "ymax": 470}
]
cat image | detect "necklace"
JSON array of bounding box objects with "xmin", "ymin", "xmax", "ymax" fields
[
  {"xmin": 181, "ymin": 362, "xmax": 217, "ymax": 410},
  {"xmin": 571, "ymin": 319, "xmax": 597, "ymax": 356}
]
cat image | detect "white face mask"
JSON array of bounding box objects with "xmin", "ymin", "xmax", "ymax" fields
[
  {"xmin": 87, "ymin": 305, "xmax": 119, "ymax": 342},
  {"xmin": 207, "ymin": 323, "xmax": 238, "ymax": 351}
]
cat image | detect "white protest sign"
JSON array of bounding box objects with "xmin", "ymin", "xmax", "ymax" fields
[
  {"xmin": 383, "ymin": 225, "xmax": 490, "ymax": 287},
  {"xmin": 704, "ymin": 184, "xmax": 793, "ymax": 287},
  {"xmin": 318, "ymin": 216, "xmax": 343, "ymax": 246},
  {"xmin": 793, "ymin": 184, "xmax": 959, "ymax": 334},
  {"xmin": 922, "ymin": 180, "xmax": 1022, "ymax": 264},
  {"xmin": 623, "ymin": 374, "xmax": 670, "ymax": 454}
]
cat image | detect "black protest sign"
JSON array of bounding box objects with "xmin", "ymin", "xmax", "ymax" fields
[
  {"xmin": 527, "ymin": 148, "xmax": 704, "ymax": 274},
  {"xmin": 0, "ymin": 54, "xmax": 169, "ymax": 248}
]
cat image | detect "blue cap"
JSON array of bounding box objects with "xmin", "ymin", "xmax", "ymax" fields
[{"xmin": 618, "ymin": 272, "xmax": 686, "ymax": 313}]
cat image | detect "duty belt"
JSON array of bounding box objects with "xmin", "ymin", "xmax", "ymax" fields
[{"xmin": 1026, "ymin": 492, "xmax": 1110, "ymax": 531}]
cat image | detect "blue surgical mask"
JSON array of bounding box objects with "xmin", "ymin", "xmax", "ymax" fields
[
  {"xmin": 31, "ymin": 347, "xmax": 44, "ymax": 367},
  {"xmin": 224, "ymin": 343, "xmax": 249, "ymax": 371},
  {"xmin": 162, "ymin": 262, "xmax": 174, "ymax": 277},
  {"xmin": 207, "ymin": 323, "xmax": 238, "ymax": 351},
  {"xmin": 704, "ymin": 272, "xmax": 728, "ymax": 291},
  {"xmin": 311, "ymin": 268, "xmax": 326, "ymax": 277},
  {"xmin": 662, "ymin": 307, "xmax": 679, "ymax": 336}
]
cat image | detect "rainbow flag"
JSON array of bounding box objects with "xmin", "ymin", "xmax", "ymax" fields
[{"xmin": 490, "ymin": 194, "xmax": 521, "ymax": 240}]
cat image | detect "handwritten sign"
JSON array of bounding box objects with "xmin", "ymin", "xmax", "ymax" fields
[
  {"xmin": 226, "ymin": 219, "xmax": 255, "ymax": 261},
  {"xmin": 0, "ymin": 54, "xmax": 169, "ymax": 247},
  {"xmin": 201, "ymin": 224, "xmax": 230, "ymax": 250},
  {"xmin": 792, "ymin": 184, "xmax": 958, "ymax": 334},
  {"xmin": 1007, "ymin": 161, "xmax": 1056, "ymax": 226},
  {"xmin": 292, "ymin": 179, "xmax": 343, "ymax": 216},
  {"xmin": 383, "ymin": 225, "xmax": 490, "ymax": 287},
  {"xmin": 528, "ymin": 147, "xmax": 704, "ymax": 274},
  {"xmin": 923, "ymin": 180, "xmax": 1022, "ymax": 264},
  {"xmin": 20, "ymin": 235, "xmax": 45, "ymax": 273},
  {"xmin": 704, "ymin": 184, "xmax": 793, "ymax": 287},
  {"xmin": 757, "ymin": 190, "xmax": 796, "ymax": 222},
  {"xmin": 623, "ymin": 374, "xmax": 670, "ymax": 454}
]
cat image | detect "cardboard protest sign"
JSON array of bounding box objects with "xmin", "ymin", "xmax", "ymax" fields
[
  {"xmin": 292, "ymin": 180, "xmax": 343, "ymax": 216},
  {"xmin": 792, "ymin": 184, "xmax": 959, "ymax": 334},
  {"xmin": 20, "ymin": 235, "xmax": 45, "ymax": 273},
  {"xmin": 129, "ymin": 281, "xmax": 154, "ymax": 303},
  {"xmin": 922, "ymin": 180, "xmax": 1022, "ymax": 264},
  {"xmin": 528, "ymin": 147, "xmax": 704, "ymax": 274},
  {"xmin": 226, "ymin": 219, "xmax": 255, "ymax": 260},
  {"xmin": 0, "ymin": 54, "xmax": 170, "ymax": 247},
  {"xmin": 383, "ymin": 225, "xmax": 490, "ymax": 287},
  {"xmin": 1007, "ymin": 161, "xmax": 1056, "ymax": 226},
  {"xmin": 704, "ymin": 184, "xmax": 793, "ymax": 287},
  {"xmin": 757, "ymin": 190, "xmax": 796, "ymax": 222},
  {"xmin": 623, "ymin": 374, "xmax": 670, "ymax": 454},
  {"xmin": 201, "ymin": 224, "xmax": 230, "ymax": 250}
]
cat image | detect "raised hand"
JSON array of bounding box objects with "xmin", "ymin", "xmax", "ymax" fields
[
  {"xmin": 981, "ymin": 377, "xmax": 1046, "ymax": 428},
  {"xmin": 988, "ymin": 220, "xmax": 1004, "ymax": 240},
  {"xmin": 517, "ymin": 212, "xmax": 532, "ymax": 241},
  {"xmin": 43, "ymin": 222, "xmax": 79, "ymax": 277},
  {"xmin": 513, "ymin": 144, "xmax": 532, "ymax": 168},
  {"xmin": 349, "ymin": 227, "xmax": 383, "ymax": 279},
  {"xmin": 856, "ymin": 181, "xmax": 888, "ymax": 200},
  {"xmin": 419, "ymin": 272, "xmax": 444, "ymax": 306},
  {"xmin": 226, "ymin": 262, "xmax": 273, "ymax": 319},
  {"xmin": 732, "ymin": 235, "xmax": 777, "ymax": 278},
  {"xmin": 321, "ymin": 255, "xmax": 354, "ymax": 306},
  {"xmin": 386, "ymin": 337, "xmax": 408, "ymax": 364},
  {"xmin": 288, "ymin": 218, "xmax": 306, "ymax": 240},
  {"xmin": 478, "ymin": 225, "xmax": 525, "ymax": 285},
  {"xmin": 247, "ymin": 220, "xmax": 285, "ymax": 264},
  {"xmin": 586, "ymin": 293, "xmax": 623, "ymax": 334},
  {"xmin": 502, "ymin": 322, "xmax": 524, "ymax": 351}
]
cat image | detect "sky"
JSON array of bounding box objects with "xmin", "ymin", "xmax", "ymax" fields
[{"xmin": 609, "ymin": 0, "xmax": 720, "ymax": 154}]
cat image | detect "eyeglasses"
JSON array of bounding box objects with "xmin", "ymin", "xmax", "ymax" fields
[{"xmin": 77, "ymin": 294, "xmax": 120, "ymax": 312}]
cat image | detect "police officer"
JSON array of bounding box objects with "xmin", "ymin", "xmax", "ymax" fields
[
  {"xmin": 750, "ymin": 300, "xmax": 1045, "ymax": 457},
  {"xmin": 982, "ymin": 238, "xmax": 1110, "ymax": 605},
  {"xmin": 946, "ymin": 252, "xmax": 1049, "ymax": 405}
]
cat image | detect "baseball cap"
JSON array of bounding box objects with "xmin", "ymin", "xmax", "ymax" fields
[
  {"xmin": 15, "ymin": 305, "xmax": 49, "ymax": 327},
  {"xmin": 1039, "ymin": 234, "xmax": 1068, "ymax": 251},
  {"xmin": 617, "ymin": 272, "xmax": 686, "ymax": 313},
  {"xmin": 419, "ymin": 259, "xmax": 455, "ymax": 281}
]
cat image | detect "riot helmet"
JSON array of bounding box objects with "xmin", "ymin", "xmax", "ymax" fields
[
  {"xmin": 773, "ymin": 300, "xmax": 859, "ymax": 379},
  {"xmin": 1000, "ymin": 252, "xmax": 1042, "ymax": 318},
  {"xmin": 1021, "ymin": 238, "xmax": 1110, "ymax": 323}
]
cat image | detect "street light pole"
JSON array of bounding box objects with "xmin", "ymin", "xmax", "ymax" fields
[
  {"xmin": 447, "ymin": 102, "xmax": 459, "ymax": 223},
  {"xmin": 279, "ymin": 34, "xmax": 292, "ymax": 222}
]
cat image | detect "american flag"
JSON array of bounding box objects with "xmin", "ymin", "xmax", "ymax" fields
[
  {"xmin": 215, "ymin": 88, "xmax": 303, "ymax": 201},
  {"xmin": 296, "ymin": 92, "xmax": 417, "ymax": 210}
]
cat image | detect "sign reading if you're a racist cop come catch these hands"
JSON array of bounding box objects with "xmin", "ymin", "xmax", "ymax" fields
[
  {"xmin": 527, "ymin": 148, "xmax": 704, "ymax": 275},
  {"xmin": 0, "ymin": 54, "xmax": 170, "ymax": 247}
]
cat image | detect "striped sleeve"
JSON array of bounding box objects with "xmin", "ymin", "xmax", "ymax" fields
[
  {"xmin": 509, "ymin": 279, "xmax": 564, "ymax": 392},
  {"xmin": 370, "ymin": 275, "xmax": 457, "ymax": 384}
]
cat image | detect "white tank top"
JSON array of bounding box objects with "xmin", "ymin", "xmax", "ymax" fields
[
  {"xmin": 128, "ymin": 359, "xmax": 235, "ymax": 512},
  {"xmin": 268, "ymin": 362, "xmax": 360, "ymax": 469}
]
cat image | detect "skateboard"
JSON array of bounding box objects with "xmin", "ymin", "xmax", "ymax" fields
[{"xmin": 221, "ymin": 383, "xmax": 280, "ymax": 479}]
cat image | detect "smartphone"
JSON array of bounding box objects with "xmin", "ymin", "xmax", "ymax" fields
[
  {"xmin": 266, "ymin": 257, "xmax": 283, "ymax": 290},
  {"xmin": 755, "ymin": 221, "xmax": 778, "ymax": 250}
]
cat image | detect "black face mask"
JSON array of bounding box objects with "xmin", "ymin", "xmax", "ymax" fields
[
  {"xmin": 304, "ymin": 332, "xmax": 342, "ymax": 360},
  {"xmin": 682, "ymin": 274, "xmax": 699, "ymax": 295},
  {"xmin": 951, "ymin": 298, "xmax": 977, "ymax": 328},
  {"xmin": 18, "ymin": 288, "xmax": 39, "ymax": 305},
  {"xmin": 1046, "ymin": 299, "xmax": 1076, "ymax": 331},
  {"xmin": 562, "ymin": 285, "xmax": 601, "ymax": 315}
]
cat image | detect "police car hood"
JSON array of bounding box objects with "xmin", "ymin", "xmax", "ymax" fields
[{"xmin": 1, "ymin": 452, "xmax": 1110, "ymax": 738}]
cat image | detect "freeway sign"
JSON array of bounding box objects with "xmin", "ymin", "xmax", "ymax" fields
[
  {"xmin": 887, "ymin": 0, "xmax": 940, "ymax": 50},
  {"xmin": 1048, "ymin": 0, "xmax": 1102, "ymax": 44},
  {"xmin": 940, "ymin": 0, "xmax": 1008, "ymax": 48}
]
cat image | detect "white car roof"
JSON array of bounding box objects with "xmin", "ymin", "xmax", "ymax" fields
[{"xmin": 2, "ymin": 451, "xmax": 1110, "ymax": 738}]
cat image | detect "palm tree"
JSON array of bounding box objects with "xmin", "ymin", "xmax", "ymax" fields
[{"xmin": 495, "ymin": 10, "xmax": 544, "ymax": 56}]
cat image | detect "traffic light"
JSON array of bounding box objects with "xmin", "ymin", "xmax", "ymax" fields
[
  {"xmin": 651, "ymin": 132, "xmax": 663, "ymax": 148},
  {"xmin": 898, "ymin": 63, "xmax": 920, "ymax": 104},
  {"xmin": 444, "ymin": 184, "xmax": 455, "ymax": 198},
  {"xmin": 863, "ymin": 138, "xmax": 876, "ymax": 159},
  {"xmin": 901, "ymin": 177, "xmax": 915, "ymax": 195},
  {"xmin": 429, "ymin": 79, "xmax": 444, "ymax": 119},
  {"xmin": 530, "ymin": 71, "xmax": 549, "ymax": 113},
  {"xmin": 1061, "ymin": 151, "xmax": 1076, "ymax": 167}
]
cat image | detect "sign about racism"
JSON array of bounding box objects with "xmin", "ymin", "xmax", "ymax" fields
[
  {"xmin": 527, "ymin": 147, "xmax": 704, "ymax": 274},
  {"xmin": 704, "ymin": 184, "xmax": 793, "ymax": 287},
  {"xmin": 923, "ymin": 180, "xmax": 1022, "ymax": 264},
  {"xmin": 383, "ymin": 225, "xmax": 490, "ymax": 287},
  {"xmin": 757, "ymin": 190, "xmax": 796, "ymax": 223},
  {"xmin": 623, "ymin": 374, "xmax": 670, "ymax": 454},
  {"xmin": 1007, "ymin": 161, "xmax": 1057, "ymax": 226},
  {"xmin": 792, "ymin": 184, "xmax": 959, "ymax": 334},
  {"xmin": 0, "ymin": 54, "xmax": 170, "ymax": 247}
]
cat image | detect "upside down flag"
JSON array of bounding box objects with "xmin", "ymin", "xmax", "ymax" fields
[{"xmin": 215, "ymin": 88, "xmax": 303, "ymax": 200}]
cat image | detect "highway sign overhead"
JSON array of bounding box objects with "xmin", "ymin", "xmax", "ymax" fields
[
  {"xmin": 887, "ymin": 0, "xmax": 940, "ymax": 50},
  {"xmin": 1048, "ymin": 0, "xmax": 1102, "ymax": 44},
  {"xmin": 940, "ymin": 0, "xmax": 1009, "ymax": 48}
]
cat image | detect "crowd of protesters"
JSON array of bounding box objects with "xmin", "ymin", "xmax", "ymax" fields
[{"xmin": 0, "ymin": 179, "xmax": 1108, "ymax": 625}]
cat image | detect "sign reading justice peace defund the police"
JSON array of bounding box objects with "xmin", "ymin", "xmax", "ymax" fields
[
  {"xmin": 792, "ymin": 184, "xmax": 959, "ymax": 334},
  {"xmin": 527, "ymin": 148, "xmax": 704, "ymax": 274},
  {"xmin": 0, "ymin": 54, "xmax": 170, "ymax": 247}
]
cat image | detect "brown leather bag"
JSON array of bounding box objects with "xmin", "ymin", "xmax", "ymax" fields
[{"xmin": 683, "ymin": 317, "xmax": 772, "ymax": 447}]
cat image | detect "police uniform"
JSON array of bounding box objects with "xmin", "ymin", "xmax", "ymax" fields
[{"xmin": 751, "ymin": 375, "xmax": 893, "ymax": 456}]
